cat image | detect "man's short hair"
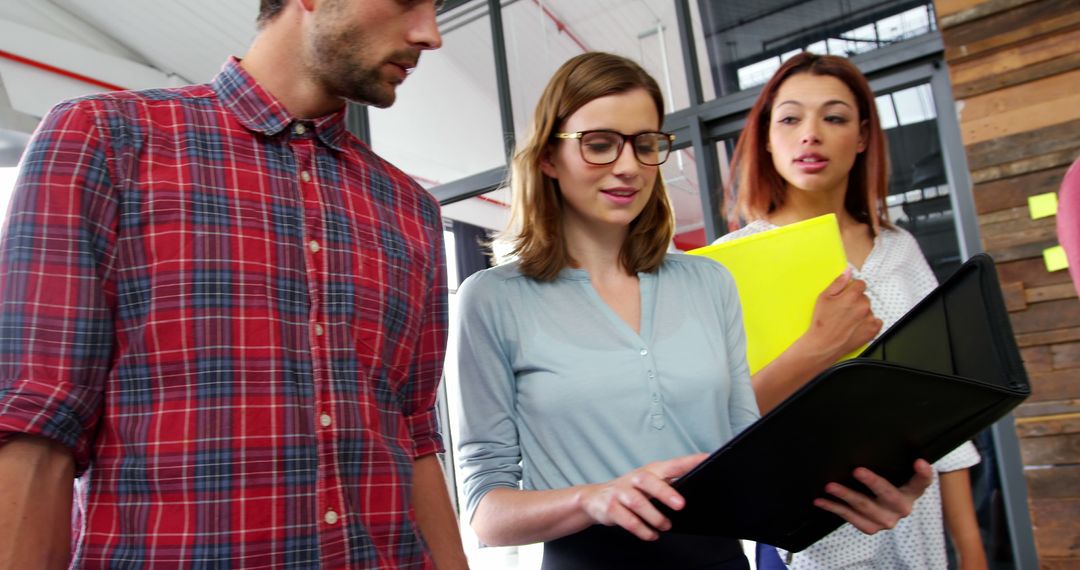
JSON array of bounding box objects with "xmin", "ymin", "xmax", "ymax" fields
[{"xmin": 257, "ymin": 0, "xmax": 286, "ymax": 28}]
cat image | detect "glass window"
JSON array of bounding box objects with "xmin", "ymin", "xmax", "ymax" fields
[
  {"xmin": 664, "ymin": 148, "xmax": 708, "ymax": 251},
  {"xmin": 502, "ymin": 0, "xmax": 700, "ymax": 135},
  {"xmin": 876, "ymin": 93, "xmax": 899, "ymax": 130},
  {"xmin": 688, "ymin": 0, "xmax": 718, "ymax": 104},
  {"xmin": 878, "ymin": 82, "xmax": 957, "ymax": 281},
  {"xmin": 700, "ymin": 1, "xmax": 938, "ymax": 93},
  {"xmin": 0, "ymin": 167, "xmax": 17, "ymax": 217},
  {"xmin": 369, "ymin": 3, "xmax": 508, "ymax": 187},
  {"xmin": 890, "ymin": 84, "xmax": 937, "ymax": 126}
]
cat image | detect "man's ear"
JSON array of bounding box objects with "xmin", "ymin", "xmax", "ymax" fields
[
  {"xmin": 539, "ymin": 147, "xmax": 558, "ymax": 179},
  {"xmin": 298, "ymin": 0, "xmax": 317, "ymax": 13}
]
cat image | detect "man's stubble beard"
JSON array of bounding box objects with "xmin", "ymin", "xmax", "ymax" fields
[{"xmin": 308, "ymin": 14, "xmax": 397, "ymax": 108}]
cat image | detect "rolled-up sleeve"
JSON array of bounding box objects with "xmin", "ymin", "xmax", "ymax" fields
[
  {"xmin": 402, "ymin": 206, "xmax": 448, "ymax": 458},
  {"xmin": 451, "ymin": 271, "xmax": 522, "ymax": 522},
  {"xmin": 0, "ymin": 101, "xmax": 119, "ymax": 475}
]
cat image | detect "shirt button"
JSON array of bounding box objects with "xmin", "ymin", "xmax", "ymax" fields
[
  {"xmin": 294, "ymin": 123, "xmax": 306, "ymax": 135},
  {"xmin": 300, "ymin": 170, "xmax": 312, "ymax": 182},
  {"xmin": 320, "ymin": 413, "xmax": 332, "ymax": 428},
  {"xmin": 309, "ymin": 240, "xmax": 321, "ymax": 253},
  {"xmin": 315, "ymin": 324, "xmax": 325, "ymax": 336},
  {"xmin": 639, "ymin": 348, "xmax": 648, "ymax": 356},
  {"xmin": 324, "ymin": 509, "xmax": 339, "ymax": 525},
  {"xmin": 648, "ymin": 371, "xmax": 655, "ymax": 379},
  {"xmin": 652, "ymin": 394, "xmax": 660, "ymax": 402}
]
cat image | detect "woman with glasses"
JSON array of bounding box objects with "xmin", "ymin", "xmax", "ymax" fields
[
  {"xmin": 717, "ymin": 52, "xmax": 986, "ymax": 570},
  {"xmin": 451, "ymin": 52, "xmax": 931, "ymax": 569}
]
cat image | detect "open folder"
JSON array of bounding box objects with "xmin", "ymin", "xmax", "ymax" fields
[
  {"xmin": 688, "ymin": 214, "xmax": 858, "ymax": 375},
  {"xmin": 659, "ymin": 253, "xmax": 1030, "ymax": 552}
]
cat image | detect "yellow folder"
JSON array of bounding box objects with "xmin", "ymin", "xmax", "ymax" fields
[{"xmin": 689, "ymin": 214, "xmax": 854, "ymax": 375}]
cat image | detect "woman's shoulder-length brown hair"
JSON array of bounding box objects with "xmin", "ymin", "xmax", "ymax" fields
[
  {"xmin": 504, "ymin": 51, "xmax": 675, "ymax": 281},
  {"xmin": 728, "ymin": 52, "xmax": 892, "ymax": 234}
]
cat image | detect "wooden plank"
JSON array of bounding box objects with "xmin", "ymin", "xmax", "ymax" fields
[
  {"xmin": 971, "ymin": 147, "xmax": 1080, "ymax": 185},
  {"xmin": 975, "ymin": 166, "xmax": 1069, "ymax": 214},
  {"xmin": 1025, "ymin": 464, "xmax": 1080, "ymax": 499},
  {"xmin": 1019, "ymin": 431, "xmax": 1080, "ymax": 464},
  {"xmin": 1003, "ymin": 281, "xmax": 1029, "ymax": 312},
  {"xmin": 936, "ymin": 0, "xmax": 993, "ymax": 19},
  {"xmin": 1015, "ymin": 399, "xmax": 1080, "ymax": 418},
  {"xmin": 954, "ymin": 51, "xmax": 1080, "ymax": 99},
  {"xmin": 1040, "ymin": 559, "xmax": 1080, "ymax": 570},
  {"xmin": 1027, "ymin": 369, "xmax": 1080, "ymax": 401},
  {"xmin": 1016, "ymin": 414, "xmax": 1080, "ymax": 437},
  {"xmin": 982, "ymin": 220, "xmax": 1058, "ymax": 251},
  {"xmin": 940, "ymin": 0, "xmax": 1052, "ymax": 28},
  {"xmin": 945, "ymin": 8, "xmax": 1080, "ymax": 62},
  {"xmin": 949, "ymin": 25, "xmax": 1080, "ymax": 85},
  {"xmin": 1018, "ymin": 327, "xmax": 1080, "ymax": 348},
  {"xmin": 959, "ymin": 68, "xmax": 1080, "ymax": 124},
  {"xmin": 997, "ymin": 255, "xmax": 1077, "ymax": 288},
  {"xmin": 1055, "ymin": 342, "xmax": 1080, "ymax": 369},
  {"xmin": 1023, "ymin": 345, "xmax": 1055, "ymax": 372},
  {"xmin": 941, "ymin": 0, "xmax": 1080, "ymax": 49},
  {"xmin": 966, "ymin": 118, "xmax": 1080, "ymax": 171},
  {"xmin": 961, "ymin": 89, "xmax": 1080, "ymax": 147},
  {"xmin": 987, "ymin": 238, "xmax": 1057, "ymax": 263},
  {"xmin": 1030, "ymin": 498, "xmax": 1080, "ymax": 558},
  {"xmin": 978, "ymin": 205, "xmax": 1027, "ymax": 226},
  {"xmin": 980, "ymin": 214, "xmax": 1057, "ymax": 242},
  {"xmin": 1027, "ymin": 283, "xmax": 1079, "ymax": 304},
  {"xmin": 1010, "ymin": 301, "xmax": 1080, "ymax": 334}
]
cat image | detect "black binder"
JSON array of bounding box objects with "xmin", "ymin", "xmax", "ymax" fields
[{"xmin": 661, "ymin": 253, "xmax": 1030, "ymax": 552}]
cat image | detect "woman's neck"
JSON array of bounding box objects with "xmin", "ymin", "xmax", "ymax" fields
[
  {"xmin": 563, "ymin": 219, "xmax": 633, "ymax": 279},
  {"xmin": 766, "ymin": 182, "xmax": 860, "ymax": 231}
]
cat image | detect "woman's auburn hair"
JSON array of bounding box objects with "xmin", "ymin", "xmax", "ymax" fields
[
  {"xmin": 728, "ymin": 52, "xmax": 892, "ymax": 234},
  {"xmin": 504, "ymin": 52, "xmax": 675, "ymax": 281}
]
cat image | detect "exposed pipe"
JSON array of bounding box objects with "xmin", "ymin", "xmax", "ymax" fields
[
  {"xmin": 531, "ymin": 0, "xmax": 589, "ymax": 52},
  {"xmin": 0, "ymin": 49, "xmax": 126, "ymax": 92}
]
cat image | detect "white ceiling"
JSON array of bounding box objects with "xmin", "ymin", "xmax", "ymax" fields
[
  {"xmin": 47, "ymin": 0, "xmax": 258, "ymax": 83},
  {"xmin": 0, "ymin": 0, "xmax": 708, "ymax": 237}
]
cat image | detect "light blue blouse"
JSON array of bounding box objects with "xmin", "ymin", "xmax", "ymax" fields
[{"xmin": 452, "ymin": 254, "xmax": 760, "ymax": 521}]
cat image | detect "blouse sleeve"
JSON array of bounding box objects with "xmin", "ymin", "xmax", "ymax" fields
[
  {"xmin": 897, "ymin": 229, "xmax": 938, "ymax": 298},
  {"xmin": 451, "ymin": 270, "xmax": 523, "ymax": 522},
  {"xmin": 711, "ymin": 262, "xmax": 760, "ymax": 433}
]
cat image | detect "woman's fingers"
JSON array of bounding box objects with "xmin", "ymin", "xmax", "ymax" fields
[
  {"xmin": 589, "ymin": 454, "xmax": 708, "ymax": 539},
  {"xmin": 815, "ymin": 460, "xmax": 935, "ymax": 535},
  {"xmin": 899, "ymin": 459, "xmax": 934, "ymax": 500}
]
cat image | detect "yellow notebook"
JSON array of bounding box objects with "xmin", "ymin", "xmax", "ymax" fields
[{"xmin": 689, "ymin": 214, "xmax": 855, "ymax": 375}]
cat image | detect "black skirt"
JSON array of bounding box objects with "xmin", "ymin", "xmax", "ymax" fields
[{"xmin": 542, "ymin": 525, "xmax": 749, "ymax": 570}]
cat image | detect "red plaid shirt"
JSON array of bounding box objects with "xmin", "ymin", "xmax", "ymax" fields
[{"xmin": 0, "ymin": 58, "xmax": 448, "ymax": 568}]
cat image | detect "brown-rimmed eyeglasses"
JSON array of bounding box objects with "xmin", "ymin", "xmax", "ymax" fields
[{"xmin": 552, "ymin": 130, "xmax": 676, "ymax": 166}]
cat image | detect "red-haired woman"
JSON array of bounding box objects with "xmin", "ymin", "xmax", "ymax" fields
[{"xmin": 718, "ymin": 52, "xmax": 987, "ymax": 570}]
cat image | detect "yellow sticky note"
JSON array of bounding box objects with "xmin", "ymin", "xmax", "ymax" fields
[
  {"xmin": 1028, "ymin": 192, "xmax": 1058, "ymax": 219},
  {"xmin": 1044, "ymin": 245, "xmax": 1069, "ymax": 272}
]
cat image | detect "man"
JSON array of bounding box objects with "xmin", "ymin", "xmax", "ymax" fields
[{"xmin": 0, "ymin": 0, "xmax": 469, "ymax": 568}]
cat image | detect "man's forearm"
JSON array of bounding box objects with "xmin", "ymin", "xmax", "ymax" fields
[
  {"xmin": 412, "ymin": 454, "xmax": 469, "ymax": 569},
  {"xmin": 0, "ymin": 435, "xmax": 75, "ymax": 570}
]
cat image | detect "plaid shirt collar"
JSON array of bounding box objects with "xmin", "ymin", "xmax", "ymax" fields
[{"xmin": 212, "ymin": 56, "xmax": 350, "ymax": 151}]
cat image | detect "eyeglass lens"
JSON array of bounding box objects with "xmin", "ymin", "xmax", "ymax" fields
[{"xmin": 579, "ymin": 132, "xmax": 672, "ymax": 166}]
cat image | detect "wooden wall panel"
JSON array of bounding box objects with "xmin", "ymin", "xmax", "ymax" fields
[
  {"xmin": 936, "ymin": 0, "xmax": 1080, "ymax": 565},
  {"xmin": 975, "ymin": 167, "xmax": 1070, "ymax": 215}
]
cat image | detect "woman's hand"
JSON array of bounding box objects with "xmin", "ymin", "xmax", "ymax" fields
[
  {"xmin": 577, "ymin": 453, "xmax": 708, "ymax": 541},
  {"xmin": 799, "ymin": 269, "xmax": 882, "ymax": 362},
  {"xmin": 814, "ymin": 459, "xmax": 934, "ymax": 534}
]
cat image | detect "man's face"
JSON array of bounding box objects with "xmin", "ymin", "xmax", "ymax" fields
[{"xmin": 305, "ymin": 0, "xmax": 442, "ymax": 108}]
